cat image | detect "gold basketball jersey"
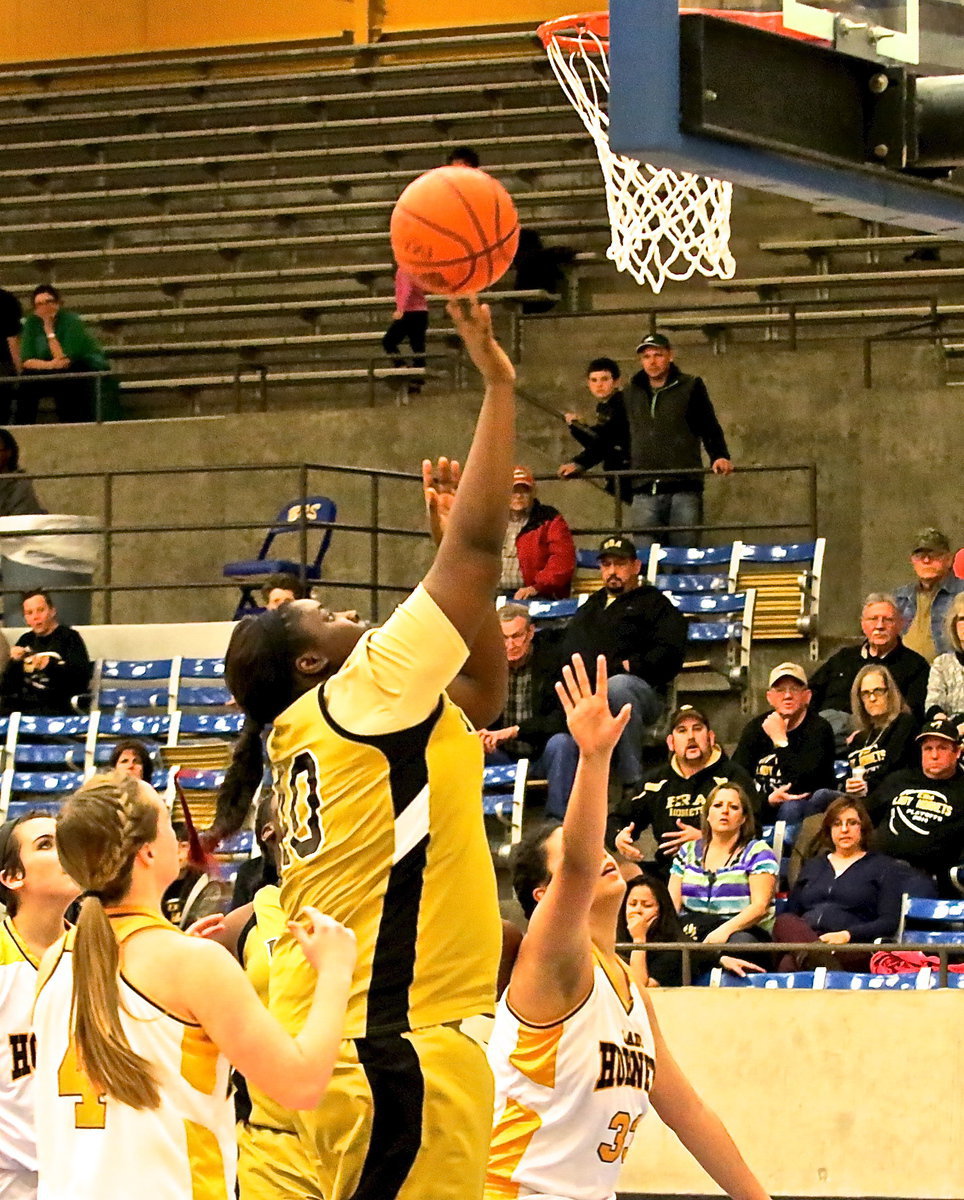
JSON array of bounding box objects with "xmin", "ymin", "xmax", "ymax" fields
[{"xmin": 267, "ymin": 585, "xmax": 502, "ymax": 1040}]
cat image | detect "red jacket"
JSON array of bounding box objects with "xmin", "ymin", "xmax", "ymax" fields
[{"xmin": 515, "ymin": 500, "xmax": 576, "ymax": 599}]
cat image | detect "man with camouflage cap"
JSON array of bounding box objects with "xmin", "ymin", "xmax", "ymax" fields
[{"xmin": 894, "ymin": 527, "xmax": 964, "ymax": 660}]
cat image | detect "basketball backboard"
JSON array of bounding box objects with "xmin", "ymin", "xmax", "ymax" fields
[
  {"xmin": 608, "ymin": 0, "xmax": 964, "ymax": 234},
  {"xmin": 782, "ymin": 0, "xmax": 964, "ymax": 72}
]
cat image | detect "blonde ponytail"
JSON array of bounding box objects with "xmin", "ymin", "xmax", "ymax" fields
[{"xmin": 56, "ymin": 778, "xmax": 162, "ymax": 1110}]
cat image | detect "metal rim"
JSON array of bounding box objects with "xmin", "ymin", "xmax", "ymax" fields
[{"xmin": 536, "ymin": 8, "xmax": 823, "ymax": 53}]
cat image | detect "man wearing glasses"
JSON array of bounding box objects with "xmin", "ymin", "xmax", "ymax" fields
[
  {"xmin": 894, "ymin": 528, "xmax": 964, "ymax": 662},
  {"xmin": 732, "ymin": 662, "xmax": 836, "ymax": 823},
  {"xmin": 808, "ymin": 593, "xmax": 930, "ymax": 743}
]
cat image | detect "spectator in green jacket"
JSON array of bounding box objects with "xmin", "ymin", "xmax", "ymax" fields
[{"xmin": 19, "ymin": 286, "xmax": 115, "ymax": 424}]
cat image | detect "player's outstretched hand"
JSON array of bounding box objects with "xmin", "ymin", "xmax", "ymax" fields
[
  {"xmin": 446, "ymin": 294, "xmax": 515, "ymax": 388},
  {"xmin": 184, "ymin": 913, "xmax": 226, "ymax": 939},
  {"xmin": 422, "ymin": 455, "xmax": 460, "ymax": 546},
  {"xmin": 288, "ymin": 906, "xmax": 357, "ymax": 977},
  {"xmin": 556, "ymin": 654, "xmax": 630, "ymax": 760}
]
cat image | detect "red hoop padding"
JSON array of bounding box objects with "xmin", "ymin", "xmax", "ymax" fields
[{"xmin": 536, "ymin": 8, "xmax": 826, "ymax": 53}]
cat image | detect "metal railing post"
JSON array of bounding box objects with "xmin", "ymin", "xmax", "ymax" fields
[
  {"xmin": 808, "ymin": 463, "xmax": 818, "ymax": 539},
  {"xmin": 370, "ymin": 473, "xmax": 380, "ymax": 622},
  {"xmin": 103, "ymin": 473, "xmax": 113, "ymax": 624},
  {"xmin": 95, "ymin": 374, "xmax": 103, "ymax": 424},
  {"xmin": 299, "ymin": 463, "xmax": 309, "ymax": 586}
]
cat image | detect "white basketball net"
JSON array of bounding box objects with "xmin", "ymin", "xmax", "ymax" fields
[{"xmin": 540, "ymin": 20, "xmax": 736, "ymax": 293}]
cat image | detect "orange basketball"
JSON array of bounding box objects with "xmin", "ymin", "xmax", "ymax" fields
[{"xmin": 390, "ymin": 166, "xmax": 520, "ymax": 296}]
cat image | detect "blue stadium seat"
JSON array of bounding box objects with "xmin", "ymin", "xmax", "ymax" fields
[
  {"xmin": 575, "ymin": 548, "xmax": 598, "ymax": 570},
  {"xmin": 223, "ymin": 495, "xmax": 337, "ymax": 618},
  {"xmin": 483, "ymin": 760, "xmax": 529, "ymax": 860},
  {"xmin": 654, "ymin": 572, "xmax": 729, "ymax": 593},
  {"xmin": 648, "ymin": 544, "xmax": 735, "ymax": 575},
  {"xmin": 176, "ymin": 713, "xmax": 245, "ymax": 737},
  {"xmin": 93, "ymin": 659, "xmax": 177, "ymax": 714},
  {"xmin": 898, "ymin": 896, "xmax": 964, "ymax": 944},
  {"xmin": 824, "ymin": 971, "xmax": 935, "ymax": 990},
  {"xmin": 711, "ymin": 970, "xmax": 823, "ymax": 988}
]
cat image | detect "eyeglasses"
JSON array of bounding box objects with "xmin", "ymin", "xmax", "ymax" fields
[
  {"xmin": 859, "ymin": 687, "xmax": 888, "ymax": 699},
  {"xmin": 769, "ymin": 684, "xmax": 806, "ymax": 696}
]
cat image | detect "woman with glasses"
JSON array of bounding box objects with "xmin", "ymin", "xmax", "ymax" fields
[{"xmin": 773, "ymin": 794, "xmax": 903, "ymax": 969}]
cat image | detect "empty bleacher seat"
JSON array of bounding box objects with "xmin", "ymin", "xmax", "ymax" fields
[
  {"xmin": 223, "ymin": 496, "xmax": 336, "ymax": 618},
  {"xmin": 665, "ymin": 589, "xmax": 757, "ymax": 700},
  {"xmin": 897, "ymin": 896, "xmax": 964, "ymax": 945},
  {"xmin": 483, "ymin": 760, "xmax": 529, "ymax": 861},
  {"xmin": 732, "ymin": 539, "xmax": 825, "ymax": 653},
  {"xmin": 92, "ymin": 658, "xmax": 177, "ymax": 714}
]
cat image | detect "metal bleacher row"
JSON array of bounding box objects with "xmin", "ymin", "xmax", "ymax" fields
[{"xmin": 0, "ymin": 31, "xmax": 618, "ymax": 413}]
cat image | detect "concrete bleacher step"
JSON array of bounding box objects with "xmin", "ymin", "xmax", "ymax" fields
[
  {"xmin": 0, "ymin": 102, "xmax": 576, "ymax": 171},
  {"xmin": 0, "ymin": 52, "xmax": 549, "ymax": 115},
  {"xmin": 0, "ymin": 185, "xmax": 602, "ymax": 239},
  {"xmin": 0, "ymin": 127, "xmax": 591, "ymax": 187},
  {"xmin": 0, "ymin": 155, "xmax": 599, "ymax": 214},
  {"xmin": 0, "ymin": 76, "xmax": 560, "ymax": 138}
]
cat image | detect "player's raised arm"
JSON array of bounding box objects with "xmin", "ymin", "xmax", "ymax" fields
[
  {"xmin": 421, "ymin": 296, "xmax": 515, "ymax": 647},
  {"xmin": 509, "ymin": 654, "xmax": 630, "ymax": 1022}
]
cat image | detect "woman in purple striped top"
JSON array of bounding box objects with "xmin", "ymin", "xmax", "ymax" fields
[{"xmin": 668, "ymin": 784, "xmax": 778, "ymax": 945}]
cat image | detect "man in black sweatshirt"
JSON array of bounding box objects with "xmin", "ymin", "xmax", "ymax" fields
[
  {"xmin": 1, "ymin": 589, "xmax": 91, "ymax": 715},
  {"xmin": 733, "ymin": 661, "xmax": 836, "ymax": 824},
  {"xmin": 556, "ymin": 535, "xmax": 687, "ymax": 797},
  {"xmin": 557, "ymin": 335, "xmax": 732, "ymax": 548},
  {"xmin": 614, "ymin": 704, "xmax": 760, "ymax": 877},
  {"xmin": 868, "ymin": 717, "xmax": 964, "ymax": 895},
  {"xmin": 808, "ymin": 593, "xmax": 929, "ymax": 744}
]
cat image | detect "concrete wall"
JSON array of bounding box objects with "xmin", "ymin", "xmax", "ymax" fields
[
  {"xmin": 622, "ymin": 987, "xmax": 964, "ymax": 1199},
  {"xmin": 7, "ymin": 395, "xmax": 613, "ymax": 628}
]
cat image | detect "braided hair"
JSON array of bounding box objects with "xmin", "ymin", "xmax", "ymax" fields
[
  {"xmin": 214, "ymin": 608, "xmax": 309, "ymax": 842},
  {"xmin": 55, "ymin": 777, "xmax": 163, "ymax": 1109}
]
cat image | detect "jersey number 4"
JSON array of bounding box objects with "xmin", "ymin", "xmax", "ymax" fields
[
  {"xmin": 597, "ymin": 1111, "xmax": 641, "ymax": 1164},
  {"xmin": 58, "ymin": 1042, "xmax": 107, "ymax": 1129}
]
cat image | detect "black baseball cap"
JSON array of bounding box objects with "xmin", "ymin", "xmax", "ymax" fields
[
  {"xmin": 597, "ymin": 535, "xmax": 637, "ymax": 560},
  {"xmin": 916, "ymin": 717, "xmax": 961, "ymax": 746},
  {"xmin": 635, "ymin": 333, "xmax": 672, "ymax": 352},
  {"xmin": 667, "ymin": 703, "xmax": 711, "ymax": 729}
]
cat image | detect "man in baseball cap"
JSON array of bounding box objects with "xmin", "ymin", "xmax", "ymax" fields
[
  {"xmin": 615, "ymin": 703, "xmax": 759, "ymax": 874},
  {"xmin": 499, "ymin": 465, "xmax": 575, "ymax": 601},
  {"xmin": 557, "ymin": 330, "xmax": 733, "ymax": 551},
  {"xmin": 869, "ymin": 716, "xmax": 964, "ymax": 893},
  {"xmin": 550, "ymin": 533, "xmax": 687, "ymax": 809},
  {"xmin": 732, "ymin": 661, "xmax": 836, "ymax": 823},
  {"xmin": 894, "ymin": 526, "xmax": 964, "ymax": 661}
]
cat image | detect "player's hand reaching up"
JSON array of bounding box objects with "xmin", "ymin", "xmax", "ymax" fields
[
  {"xmin": 288, "ymin": 906, "xmax": 357, "ymax": 980},
  {"xmin": 446, "ymin": 294, "xmax": 515, "ymax": 388},
  {"xmin": 422, "ymin": 456, "xmax": 460, "ymax": 546},
  {"xmin": 556, "ymin": 654, "xmax": 630, "ymax": 760}
]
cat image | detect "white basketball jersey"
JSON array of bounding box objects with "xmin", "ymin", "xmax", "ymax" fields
[
  {"xmin": 486, "ymin": 950, "xmax": 655, "ymax": 1200},
  {"xmin": 0, "ymin": 919, "xmax": 41, "ymax": 1176},
  {"xmin": 32, "ymin": 911, "xmax": 236, "ymax": 1200}
]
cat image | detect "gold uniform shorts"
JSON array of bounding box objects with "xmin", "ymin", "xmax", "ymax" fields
[
  {"xmin": 293, "ymin": 1022, "xmax": 493, "ymax": 1200},
  {"xmin": 237, "ymin": 1118, "xmax": 322, "ymax": 1200}
]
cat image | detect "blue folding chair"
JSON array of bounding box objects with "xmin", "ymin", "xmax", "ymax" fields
[
  {"xmin": 646, "ymin": 543, "xmax": 736, "ymax": 580},
  {"xmin": 223, "ymin": 496, "xmax": 337, "ymax": 618}
]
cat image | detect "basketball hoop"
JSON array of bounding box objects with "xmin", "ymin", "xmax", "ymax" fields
[{"xmin": 537, "ymin": 10, "xmax": 736, "ymax": 293}]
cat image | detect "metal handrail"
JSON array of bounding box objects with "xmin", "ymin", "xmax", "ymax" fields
[
  {"xmin": 0, "ymin": 458, "xmax": 818, "ymax": 623},
  {"xmin": 619, "ymin": 940, "xmax": 963, "ymax": 987}
]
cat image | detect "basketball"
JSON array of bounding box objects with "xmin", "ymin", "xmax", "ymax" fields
[{"xmin": 390, "ymin": 166, "xmax": 520, "ymax": 296}]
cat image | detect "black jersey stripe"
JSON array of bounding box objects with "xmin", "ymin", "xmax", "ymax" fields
[
  {"xmin": 317, "ymin": 686, "xmax": 438, "ymax": 1034},
  {"xmin": 367, "ymin": 833, "xmax": 428, "ymax": 1033},
  {"xmin": 354, "ymin": 1033, "xmax": 424, "ymax": 1199}
]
